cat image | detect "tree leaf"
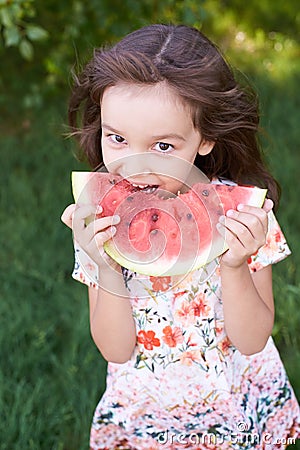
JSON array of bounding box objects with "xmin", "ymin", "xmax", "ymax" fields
[
  {"xmin": 19, "ymin": 39, "xmax": 34, "ymax": 60},
  {"xmin": 4, "ymin": 25, "xmax": 21, "ymax": 47},
  {"xmin": 26, "ymin": 25, "xmax": 49, "ymax": 42},
  {"xmin": 0, "ymin": 8, "xmax": 13, "ymax": 27}
]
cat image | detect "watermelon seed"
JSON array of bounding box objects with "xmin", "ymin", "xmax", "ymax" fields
[
  {"xmin": 151, "ymin": 229, "xmax": 158, "ymax": 235},
  {"xmin": 127, "ymin": 196, "xmax": 134, "ymax": 202},
  {"xmin": 187, "ymin": 213, "xmax": 193, "ymax": 220},
  {"xmin": 202, "ymin": 189, "xmax": 209, "ymax": 197},
  {"xmin": 151, "ymin": 213, "xmax": 159, "ymax": 222},
  {"xmin": 109, "ymin": 179, "xmax": 116, "ymax": 185}
]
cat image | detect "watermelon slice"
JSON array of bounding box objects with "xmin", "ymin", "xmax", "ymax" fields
[{"xmin": 72, "ymin": 172, "xmax": 267, "ymax": 276}]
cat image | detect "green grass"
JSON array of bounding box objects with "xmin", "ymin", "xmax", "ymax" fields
[
  {"xmin": 257, "ymin": 76, "xmax": 300, "ymax": 404},
  {"xmin": 0, "ymin": 110, "xmax": 107, "ymax": 449},
  {"xmin": 1, "ymin": 71, "xmax": 299, "ymax": 449}
]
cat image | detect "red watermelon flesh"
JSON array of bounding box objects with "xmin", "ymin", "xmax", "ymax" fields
[{"xmin": 72, "ymin": 172, "xmax": 267, "ymax": 276}]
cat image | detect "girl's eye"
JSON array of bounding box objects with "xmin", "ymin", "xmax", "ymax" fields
[
  {"xmin": 154, "ymin": 142, "xmax": 174, "ymax": 153},
  {"xmin": 110, "ymin": 134, "xmax": 126, "ymax": 144}
]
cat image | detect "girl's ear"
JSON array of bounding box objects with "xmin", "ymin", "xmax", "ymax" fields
[{"xmin": 197, "ymin": 139, "xmax": 215, "ymax": 156}]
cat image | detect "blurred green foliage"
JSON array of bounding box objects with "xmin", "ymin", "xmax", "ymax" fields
[
  {"xmin": 1, "ymin": 0, "xmax": 299, "ymax": 100},
  {"xmin": 0, "ymin": 0, "xmax": 48, "ymax": 60}
]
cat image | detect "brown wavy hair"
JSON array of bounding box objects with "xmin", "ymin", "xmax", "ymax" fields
[{"xmin": 68, "ymin": 24, "xmax": 280, "ymax": 207}]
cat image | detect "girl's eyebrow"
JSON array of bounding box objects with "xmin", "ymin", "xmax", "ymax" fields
[
  {"xmin": 102, "ymin": 123, "xmax": 124, "ymax": 135},
  {"xmin": 102, "ymin": 123, "xmax": 186, "ymax": 142},
  {"xmin": 151, "ymin": 133, "xmax": 186, "ymax": 142}
]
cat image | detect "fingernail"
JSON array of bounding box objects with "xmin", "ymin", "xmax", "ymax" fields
[
  {"xmin": 219, "ymin": 215, "xmax": 225, "ymax": 223},
  {"xmin": 111, "ymin": 226, "xmax": 116, "ymax": 234},
  {"xmin": 113, "ymin": 215, "xmax": 120, "ymax": 224},
  {"xmin": 226, "ymin": 209, "xmax": 235, "ymax": 217},
  {"xmin": 97, "ymin": 205, "xmax": 103, "ymax": 213},
  {"xmin": 237, "ymin": 204, "xmax": 244, "ymax": 211}
]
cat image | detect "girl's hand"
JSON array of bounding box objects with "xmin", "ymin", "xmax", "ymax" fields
[
  {"xmin": 217, "ymin": 198, "xmax": 273, "ymax": 269},
  {"xmin": 61, "ymin": 203, "xmax": 121, "ymax": 271}
]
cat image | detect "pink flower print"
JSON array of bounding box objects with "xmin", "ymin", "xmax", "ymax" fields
[
  {"xmin": 174, "ymin": 300, "xmax": 194, "ymax": 326},
  {"xmin": 85, "ymin": 262, "xmax": 96, "ymax": 272},
  {"xmin": 215, "ymin": 266, "xmax": 221, "ymax": 277},
  {"xmin": 186, "ymin": 332, "xmax": 198, "ymax": 348},
  {"xmin": 247, "ymin": 250, "xmax": 258, "ymax": 265},
  {"xmin": 191, "ymin": 293, "xmax": 211, "ymax": 317},
  {"xmin": 215, "ymin": 321, "xmax": 224, "ymax": 336},
  {"xmin": 264, "ymin": 228, "xmax": 283, "ymax": 254},
  {"xmin": 249, "ymin": 261, "xmax": 264, "ymax": 273},
  {"xmin": 218, "ymin": 336, "xmax": 232, "ymax": 355},
  {"xmin": 274, "ymin": 228, "xmax": 283, "ymax": 243},
  {"xmin": 162, "ymin": 326, "xmax": 184, "ymax": 348},
  {"xmin": 180, "ymin": 349, "xmax": 204, "ymax": 366},
  {"xmin": 137, "ymin": 330, "xmax": 160, "ymax": 351},
  {"xmin": 173, "ymin": 290, "xmax": 188, "ymax": 301},
  {"xmin": 79, "ymin": 272, "xmax": 86, "ymax": 282},
  {"xmin": 149, "ymin": 276, "xmax": 171, "ymax": 292}
]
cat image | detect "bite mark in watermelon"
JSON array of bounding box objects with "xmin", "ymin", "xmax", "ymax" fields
[{"xmin": 71, "ymin": 172, "xmax": 267, "ymax": 276}]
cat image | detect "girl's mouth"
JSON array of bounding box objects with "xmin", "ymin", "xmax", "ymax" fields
[{"xmin": 131, "ymin": 183, "xmax": 159, "ymax": 194}]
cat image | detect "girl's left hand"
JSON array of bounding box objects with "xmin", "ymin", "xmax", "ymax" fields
[{"xmin": 217, "ymin": 198, "xmax": 274, "ymax": 268}]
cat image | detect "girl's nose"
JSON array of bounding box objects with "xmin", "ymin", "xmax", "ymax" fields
[{"xmin": 107, "ymin": 153, "xmax": 154, "ymax": 178}]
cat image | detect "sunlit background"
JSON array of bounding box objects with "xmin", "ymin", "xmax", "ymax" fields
[{"xmin": 1, "ymin": 1, "xmax": 299, "ymax": 448}]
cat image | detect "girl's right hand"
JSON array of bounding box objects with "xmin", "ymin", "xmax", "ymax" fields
[{"xmin": 61, "ymin": 203, "xmax": 121, "ymax": 271}]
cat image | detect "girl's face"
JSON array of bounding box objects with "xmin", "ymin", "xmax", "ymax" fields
[{"xmin": 101, "ymin": 82, "xmax": 214, "ymax": 194}]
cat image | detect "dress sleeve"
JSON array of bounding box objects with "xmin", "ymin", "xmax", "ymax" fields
[
  {"xmin": 72, "ymin": 241, "xmax": 100, "ymax": 289},
  {"xmin": 247, "ymin": 210, "xmax": 291, "ymax": 273}
]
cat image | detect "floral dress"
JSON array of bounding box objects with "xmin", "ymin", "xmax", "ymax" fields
[{"xmin": 72, "ymin": 193, "xmax": 300, "ymax": 449}]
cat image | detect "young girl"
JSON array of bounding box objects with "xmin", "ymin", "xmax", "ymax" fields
[{"xmin": 61, "ymin": 24, "xmax": 300, "ymax": 449}]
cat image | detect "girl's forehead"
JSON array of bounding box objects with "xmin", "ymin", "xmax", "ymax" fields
[
  {"xmin": 101, "ymin": 82, "xmax": 195, "ymax": 131},
  {"xmin": 102, "ymin": 81, "xmax": 187, "ymax": 108}
]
